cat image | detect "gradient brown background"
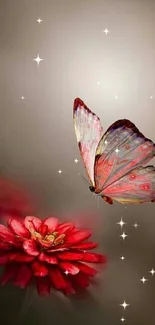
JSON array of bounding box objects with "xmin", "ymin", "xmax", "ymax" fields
[{"xmin": 1, "ymin": 0, "xmax": 155, "ymax": 324}]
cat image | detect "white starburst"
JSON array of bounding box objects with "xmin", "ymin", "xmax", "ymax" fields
[
  {"xmin": 74, "ymin": 158, "xmax": 79, "ymax": 163},
  {"xmin": 115, "ymin": 148, "xmax": 120, "ymax": 153},
  {"xmin": 120, "ymin": 256, "xmax": 125, "ymax": 261},
  {"xmin": 58, "ymin": 170, "xmax": 62, "ymax": 174},
  {"xmin": 120, "ymin": 301, "xmax": 129, "ymax": 309},
  {"xmin": 65, "ymin": 270, "xmax": 69, "ymax": 275},
  {"xmin": 150, "ymin": 269, "xmax": 155, "ymax": 276},
  {"xmin": 133, "ymin": 223, "xmax": 139, "ymax": 228},
  {"xmin": 104, "ymin": 140, "xmax": 108, "ymax": 144},
  {"xmin": 37, "ymin": 18, "xmax": 42, "ymax": 23},
  {"xmin": 121, "ymin": 318, "xmax": 126, "ymax": 322},
  {"xmin": 117, "ymin": 218, "xmax": 126, "ymax": 228},
  {"xmin": 120, "ymin": 232, "xmax": 128, "ymax": 240},
  {"xmin": 103, "ymin": 28, "xmax": 109, "ymax": 35},
  {"xmin": 140, "ymin": 277, "xmax": 147, "ymax": 284},
  {"xmin": 34, "ymin": 54, "xmax": 43, "ymax": 66}
]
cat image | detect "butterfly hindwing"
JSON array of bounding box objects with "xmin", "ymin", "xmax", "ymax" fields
[
  {"xmin": 94, "ymin": 119, "xmax": 155, "ymax": 193},
  {"xmin": 73, "ymin": 98, "xmax": 103, "ymax": 185},
  {"xmin": 102, "ymin": 166, "xmax": 155, "ymax": 203}
]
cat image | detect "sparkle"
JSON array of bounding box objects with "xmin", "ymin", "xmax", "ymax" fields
[
  {"xmin": 114, "ymin": 95, "xmax": 119, "ymax": 99},
  {"xmin": 103, "ymin": 28, "xmax": 109, "ymax": 35},
  {"xmin": 150, "ymin": 96, "xmax": 153, "ymax": 99},
  {"xmin": 34, "ymin": 54, "xmax": 43, "ymax": 66},
  {"xmin": 121, "ymin": 318, "xmax": 126, "ymax": 322},
  {"xmin": 58, "ymin": 170, "xmax": 62, "ymax": 174},
  {"xmin": 120, "ymin": 232, "xmax": 128, "ymax": 240},
  {"xmin": 97, "ymin": 81, "xmax": 100, "ymax": 85},
  {"xmin": 140, "ymin": 277, "xmax": 147, "ymax": 284},
  {"xmin": 120, "ymin": 256, "xmax": 125, "ymax": 261},
  {"xmin": 104, "ymin": 140, "xmax": 108, "ymax": 144},
  {"xmin": 117, "ymin": 218, "xmax": 126, "ymax": 228},
  {"xmin": 150, "ymin": 268, "xmax": 155, "ymax": 276},
  {"xmin": 74, "ymin": 158, "xmax": 79, "ymax": 163},
  {"xmin": 21, "ymin": 96, "xmax": 25, "ymax": 100},
  {"xmin": 115, "ymin": 148, "xmax": 120, "ymax": 153},
  {"xmin": 65, "ymin": 270, "xmax": 69, "ymax": 275},
  {"xmin": 133, "ymin": 222, "xmax": 139, "ymax": 228},
  {"xmin": 120, "ymin": 301, "xmax": 129, "ymax": 309},
  {"xmin": 37, "ymin": 18, "xmax": 42, "ymax": 23}
]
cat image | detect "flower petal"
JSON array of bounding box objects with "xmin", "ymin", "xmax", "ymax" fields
[
  {"xmin": 38, "ymin": 224, "xmax": 48, "ymax": 237},
  {"xmin": 43, "ymin": 217, "xmax": 58, "ymax": 232},
  {"xmin": 0, "ymin": 264, "xmax": 17, "ymax": 285},
  {"xmin": 59, "ymin": 261, "xmax": 80, "ymax": 275},
  {"xmin": 14, "ymin": 264, "xmax": 32, "ymax": 288},
  {"xmin": 48, "ymin": 269, "xmax": 68, "ymax": 290},
  {"xmin": 58, "ymin": 251, "xmax": 83, "ymax": 261},
  {"xmin": 23, "ymin": 239, "xmax": 40, "ymax": 256},
  {"xmin": 8, "ymin": 219, "xmax": 30, "ymax": 238},
  {"xmin": 39, "ymin": 252, "xmax": 58, "ymax": 264},
  {"xmin": 9, "ymin": 252, "xmax": 35, "ymax": 263},
  {"xmin": 0, "ymin": 253, "xmax": 10, "ymax": 265},
  {"xmin": 24, "ymin": 216, "xmax": 42, "ymax": 232},
  {"xmin": 74, "ymin": 262, "xmax": 97, "ymax": 277},
  {"xmin": 81, "ymin": 252, "xmax": 107, "ymax": 263},
  {"xmin": 57, "ymin": 222, "xmax": 74, "ymax": 234},
  {"xmin": 66, "ymin": 229, "xmax": 92, "ymax": 245},
  {"xmin": 0, "ymin": 224, "xmax": 15, "ymax": 243},
  {"xmin": 32, "ymin": 261, "xmax": 48, "ymax": 277},
  {"xmin": 36, "ymin": 277, "xmax": 51, "ymax": 296},
  {"xmin": 73, "ymin": 273, "xmax": 89, "ymax": 288},
  {"xmin": 71, "ymin": 242, "xmax": 98, "ymax": 250}
]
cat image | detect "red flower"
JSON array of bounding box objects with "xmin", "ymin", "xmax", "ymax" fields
[{"xmin": 0, "ymin": 216, "xmax": 106, "ymax": 296}]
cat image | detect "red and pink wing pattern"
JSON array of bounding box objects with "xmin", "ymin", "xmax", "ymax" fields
[
  {"xmin": 94, "ymin": 119, "xmax": 155, "ymax": 203},
  {"xmin": 103, "ymin": 166, "xmax": 155, "ymax": 203},
  {"xmin": 73, "ymin": 98, "xmax": 103, "ymax": 185}
]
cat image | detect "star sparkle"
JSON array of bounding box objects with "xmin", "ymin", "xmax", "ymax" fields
[
  {"xmin": 58, "ymin": 170, "xmax": 62, "ymax": 174},
  {"xmin": 140, "ymin": 277, "xmax": 147, "ymax": 284},
  {"xmin": 150, "ymin": 269, "xmax": 155, "ymax": 276},
  {"xmin": 117, "ymin": 218, "xmax": 126, "ymax": 228},
  {"xmin": 121, "ymin": 318, "xmax": 126, "ymax": 322},
  {"xmin": 120, "ymin": 256, "xmax": 125, "ymax": 261},
  {"xmin": 120, "ymin": 301, "xmax": 129, "ymax": 309},
  {"xmin": 120, "ymin": 232, "xmax": 128, "ymax": 240},
  {"xmin": 104, "ymin": 140, "xmax": 108, "ymax": 144},
  {"xmin": 37, "ymin": 18, "xmax": 42, "ymax": 23},
  {"xmin": 103, "ymin": 28, "xmax": 109, "ymax": 35},
  {"xmin": 74, "ymin": 158, "xmax": 79, "ymax": 163},
  {"xmin": 34, "ymin": 54, "xmax": 43, "ymax": 66},
  {"xmin": 133, "ymin": 223, "xmax": 139, "ymax": 228},
  {"xmin": 21, "ymin": 96, "xmax": 25, "ymax": 100},
  {"xmin": 115, "ymin": 148, "xmax": 120, "ymax": 153}
]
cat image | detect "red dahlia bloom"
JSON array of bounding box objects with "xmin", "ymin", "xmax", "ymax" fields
[{"xmin": 0, "ymin": 216, "xmax": 106, "ymax": 296}]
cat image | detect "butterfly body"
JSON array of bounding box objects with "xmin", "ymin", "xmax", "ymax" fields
[{"xmin": 73, "ymin": 98, "xmax": 155, "ymax": 204}]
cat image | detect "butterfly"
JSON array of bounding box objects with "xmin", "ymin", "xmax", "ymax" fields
[{"xmin": 73, "ymin": 98, "xmax": 155, "ymax": 204}]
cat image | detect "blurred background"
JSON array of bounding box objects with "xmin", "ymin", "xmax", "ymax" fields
[{"xmin": 1, "ymin": 0, "xmax": 155, "ymax": 324}]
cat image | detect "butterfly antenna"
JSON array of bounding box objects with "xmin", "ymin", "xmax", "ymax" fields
[{"xmin": 81, "ymin": 175, "xmax": 90, "ymax": 185}]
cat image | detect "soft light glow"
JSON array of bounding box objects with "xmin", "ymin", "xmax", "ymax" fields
[
  {"xmin": 117, "ymin": 218, "xmax": 126, "ymax": 228},
  {"xmin": 103, "ymin": 28, "xmax": 109, "ymax": 35},
  {"xmin": 121, "ymin": 318, "xmax": 126, "ymax": 322},
  {"xmin": 120, "ymin": 256, "xmax": 125, "ymax": 261},
  {"xmin": 150, "ymin": 269, "xmax": 155, "ymax": 276},
  {"xmin": 140, "ymin": 277, "xmax": 147, "ymax": 284},
  {"xmin": 133, "ymin": 223, "xmax": 139, "ymax": 228},
  {"xmin": 37, "ymin": 18, "xmax": 42, "ymax": 23},
  {"xmin": 21, "ymin": 96, "xmax": 25, "ymax": 100},
  {"xmin": 58, "ymin": 170, "xmax": 62, "ymax": 174},
  {"xmin": 120, "ymin": 301, "xmax": 129, "ymax": 309},
  {"xmin": 120, "ymin": 232, "xmax": 128, "ymax": 240},
  {"xmin": 34, "ymin": 54, "xmax": 43, "ymax": 66}
]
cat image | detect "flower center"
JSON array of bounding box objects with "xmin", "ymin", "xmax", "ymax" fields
[{"xmin": 31, "ymin": 229, "xmax": 65, "ymax": 248}]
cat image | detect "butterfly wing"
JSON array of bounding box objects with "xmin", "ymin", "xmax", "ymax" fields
[
  {"xmin": 102, "ymin": 166, "xmax": 155, "ymax": 203},
  {"xmin": 73, "ymin": 98, "xmax": 103, "ymax": 185},
  {"xmin": 94, "ymin": 119, "xmax": 155, "ymax": 202}
]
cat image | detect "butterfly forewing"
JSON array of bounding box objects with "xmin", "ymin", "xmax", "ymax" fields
[
  {"xmin": 94, "ymin": 119, "xmax": 155, "ymax": 192},
  {"xmin": 102, "ymin": 166, "xmax": 155, "ymax": 203},
  {"xmin": 73, "ymin": 98, "xmax": 103, "ymax": 185}
]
